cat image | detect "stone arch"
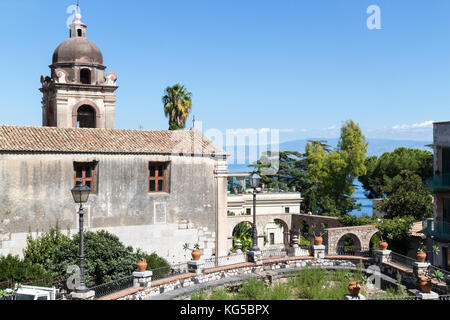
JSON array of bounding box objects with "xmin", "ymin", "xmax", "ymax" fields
[
  {"xmin": 336, "ymin": 233, "xmax": 362, "ymax": 254},
  {"xmin": 263, "ymin": 218, "xmax": 290, "ymax": 247},
  {"xmin": 325, "ymin": 225, "xmax": 379, "ymax": 255},
  {"xmin": 72, "ymin": 100, "xmax": 102, "ymax": 128}
]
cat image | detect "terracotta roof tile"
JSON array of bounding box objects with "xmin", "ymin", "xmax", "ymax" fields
[{"xmin": 0, "ymin": 126, "xmax": 226, "ymax": 156}]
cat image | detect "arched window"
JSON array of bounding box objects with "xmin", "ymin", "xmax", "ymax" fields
[
  {"xmin": 77, "ymin": 29, "xmax": 82, "ymax": 37},
  {"xmin": 80, "ymin": 69, "xmax": 91, "ymax": 84},
  {"xmin": 77, "ymin": 105, "xmax": 96, "ymax": 128}
]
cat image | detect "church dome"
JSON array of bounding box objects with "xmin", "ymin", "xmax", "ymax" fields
[{"xmin": 52, "ymin": 37, "xmax": 103, "ymax": 65}]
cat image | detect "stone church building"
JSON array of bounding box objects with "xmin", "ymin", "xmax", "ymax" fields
[{"xmin": 0, "ymin": 12, "xmax": 229, "ymax": 263}]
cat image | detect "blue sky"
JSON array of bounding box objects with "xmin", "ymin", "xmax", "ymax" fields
[{"xmin": 0, "ymin": 0, "xmax": 449, "ymax": 143}]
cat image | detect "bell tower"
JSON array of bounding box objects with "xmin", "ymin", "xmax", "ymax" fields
[{"xmin": 40, "ymin": 10, "xmax": 118, "ymax": 129}]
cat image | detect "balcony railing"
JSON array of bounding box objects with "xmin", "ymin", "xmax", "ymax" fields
[
  {"xmin": 423, "ymin": 173, "xmax": 450, "ymax": 193},
  {"xmin": 422, "ymin": 219, "xmax": 450, "ymax": 242}
]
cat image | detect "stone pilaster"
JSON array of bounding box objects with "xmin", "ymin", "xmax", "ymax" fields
[
  {"xmin": 375, "ymin": 250, "xmax": 391, "ymax": 264},
  {"xmin": 133, "ymin": 271, "xmax": 153, "ymax": 288},
  {"xmin": 247, "ymin": 250, "xmax": 263, "ymax": 265},
  {"xmin": 188, "ymin": 260, "xmax": 205, "ymax": 275},
  {"xmin": 312, "ymin": 245, "xmax": 326, "ymax": 259}
]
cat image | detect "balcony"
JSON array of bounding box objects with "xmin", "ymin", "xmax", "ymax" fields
[
  {"xmin": 423, "ymin": 173, "xmax": 450, "ymax": 194},
  {"xmin": 422, "ymin": 218, "xmax": 450, "ymax": 242}
]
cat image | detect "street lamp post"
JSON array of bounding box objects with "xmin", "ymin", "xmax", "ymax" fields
[
  {"xmin": 71, "ymin": 181, "xmax": 91, "ymax": 293},
  {"xmin": 248, "ymin": 172, "xmax": 261, "ymax": 252}
]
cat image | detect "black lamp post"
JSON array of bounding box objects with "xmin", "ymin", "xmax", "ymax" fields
[
  {"xmin": 71, "ymin": 181, "xmax": 91, "ymax": 293},
  {"xmin": 248, "ymin": 172, "xmax": 261, "ymax": 252}
]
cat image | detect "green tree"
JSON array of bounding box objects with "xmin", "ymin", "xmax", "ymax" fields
[
  {"xmin": 23, "ymin": 224, "xmax": 71, "ymax": 271},
  {"xmin": 375, "ymin": 216, "xmax": 416, "ymax": 254},
  {"xmin": 358, "ymin": 148, "xmax": 433, "ymax": 199},
  {"xmin": 162, "ymin": 83, "xmax": 193, "ymax": 130},
  {"xmin": 52, "ymin": 230, "xmax": 137, "ymax": 287},
  {"xmin": 305, "ymin": 120, "xmax": 368, "ymax": 216},
  {"xmin": 0, "ymin": 255, "xmax": 52, "ymax": 286},
  {"xmin": 377, "ymin": 170, "xmax": 433, "ymax": 220},
  {"xmin": 250, "ymin": 120, "xmax": 368, "ymax": 216}
]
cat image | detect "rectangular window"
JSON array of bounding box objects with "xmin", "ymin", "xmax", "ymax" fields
[
  {"xmin": 246, "ymin": 208, "xmax": 251, "ymax": 215},
  {"xmin": 149, "ymin": 162, "xmax": 169, "ymax": 193},
  {"xmin": 443, "ymin": 198, "xmax": 450, "ymax": 224},
  {"xmin": 270, "ymin": 233, "xmax": 275, "ymax": 245},
  {"xmin": 443, "ymin": 148, "xmax": 450, "ymax": 174},
  {"xmin": 285, "ymin": 207, "xmax": 290, "ymax": 213},
  {"xmin": 73, "ymin": 162, "xmax": 97, "ymax": 193}
]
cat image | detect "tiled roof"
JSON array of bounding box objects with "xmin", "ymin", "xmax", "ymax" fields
[{"xmin": 0, "ymin": 126, "xmax": 226, "ymax": 156}]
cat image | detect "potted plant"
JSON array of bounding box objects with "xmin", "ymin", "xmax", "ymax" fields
[
  {"xmin": 183, "ymin": 243, "xmax": 201, "ymax": 261},
  {"xmin": 311, "ymin": 224, "xmax": 327, "ymax": 246},
  {"xmin": 347, "ymin": 281, "xmax": 362, "ymax": 297},
  {"xmin": 419, "ymin": 275, "xmax": 433, "ymax": 293},
  {"xmin": 379, "ymin": 234, "xmax": 388, "ymax": 251},
  {"xmin": 417, "ymin": 242, "xmax": 427, "ymax": 263},
  {"xmin": 432, "ymin": 270, "xmax": 444, "ymax": 283},
  {"xmin": 136, "ymin": 249, "xmax": 147, "ymax": 272}
]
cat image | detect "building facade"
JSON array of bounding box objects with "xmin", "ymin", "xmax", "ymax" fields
[
  {"xmin": 0, "ymin": 12, "xmax": 229, "ymax": 264},
  {"xmin": 422, "ymin": 121, "xmax": 450, "ymax": 270}
]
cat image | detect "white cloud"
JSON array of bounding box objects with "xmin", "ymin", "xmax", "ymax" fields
[{"xmin": 391, "ymin": 120, "xmax": 434, "ymax": 131}]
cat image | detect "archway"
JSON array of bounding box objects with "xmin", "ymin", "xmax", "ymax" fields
[
  {"xmin": 264, "ymin": 219, "xmax": 289, "ymax": 247},
  {"xmin": 77, "ymin": 105, "xmax": 96, "ymax": 128},
  {"xmin": 232, "ymin": 221, "xmax": 253, "ymax": 252},
  {"xmin": 336, "ymin": 233, "xmax": 362, "ymax": 255}
]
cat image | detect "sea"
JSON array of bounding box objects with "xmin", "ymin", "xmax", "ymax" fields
[{"xmin": 228, "ymin": 163, "xmax": 372, "ymax": 217}]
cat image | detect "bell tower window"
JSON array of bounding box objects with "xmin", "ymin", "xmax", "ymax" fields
[
  {"xmin": 77, "ymin": 105, "xmax": 96, "ymax": 128},
  {"xmin": 77, "ymin": 29, "xmax": 82, "ymax": 37},
  {"xmin": 80, "ymin": 69, "xmax": 91, "ymax": 84}
]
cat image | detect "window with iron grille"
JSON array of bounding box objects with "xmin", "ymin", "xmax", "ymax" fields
[
  {"xmin": 149, "ymin": 162, "xmax": 169, "ymax": 193},
  {"xmin": 74, "ymin": 162, "xmax": 98, "ymax": 193}
]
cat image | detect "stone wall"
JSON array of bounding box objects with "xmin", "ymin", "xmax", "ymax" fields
[{"xmin": 0, "ymin": 152, "xmax": 220, "ymax": 263}]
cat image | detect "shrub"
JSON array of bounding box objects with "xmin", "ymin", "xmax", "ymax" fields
[
  {"xmin": 51, "ymin": 230, "xmax": 137, "ymax": 287},
  {"xmin": 0, "ymin": 255, "xmax": 52, "ymax": 287}
]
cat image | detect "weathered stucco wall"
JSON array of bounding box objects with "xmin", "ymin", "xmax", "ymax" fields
[{"xmin": 0, "ymin": 152, "xmax": 221, "ymax": 263}]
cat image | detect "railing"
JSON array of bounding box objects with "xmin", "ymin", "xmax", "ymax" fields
[
  {"xmin": 90, "ymin": 275, "xmax": 134, "ymax": 299},
  {"xmin": 369, "ymin": 295, "xmax": 421, "ymax": 300},
  {"xmin": 389, "ymin": 252, "xmax": 416, "ymax": 269},
  {"xmin": 439, "ymin": 295, "xmax": 450, "ymax": 300},
  {"xmin": 427, "ymin": 264, "xmax": 450, "ymax": 282},
  {"xmin": 261, "ymin": 247, "xmax": 289, "ymax": 259},
  {"xmin": 150, "ymin": 263, "xmax": 189, "ymax": 282},
  {"xmin": 203, "ymin": 253, "xmax": 248, "ymax": 269},
  {"xmin": 334, "ymin": 246, "xmax": 373, "ymax": 257},
  {"xmin": 421, "ymin": 219, "xmax": 450, "ymax": 242}
]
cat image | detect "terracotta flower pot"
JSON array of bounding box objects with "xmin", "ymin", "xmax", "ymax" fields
[
  {"xmin": 417, "ymin": 251, "xmax": 427, "ymax": 263},
  {"xmin": 191, "ymin": 250, "xmax": 202, "ymax": 261},
  {"xmin": 314, "ymin": 236, "xmax": 323, "ymax": 246},
  {"xmin": 419, "ymin": 276, "xmax": 432, "ymax": 293},
  {"xmin": 137, "ymin": 260, "xmax": 147, "ymax": 272},
  {"xmin": 348, "ymin": 282, "xmax": 361, "ymax": 297},
  {"xmin": 379, "ymin": 241, "xmax": 388, "ymax": 251}
]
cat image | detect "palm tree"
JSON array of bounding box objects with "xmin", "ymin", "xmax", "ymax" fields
[{"xmin": 162, "ymin": 84, "xmax": 193, "ymax": 130}]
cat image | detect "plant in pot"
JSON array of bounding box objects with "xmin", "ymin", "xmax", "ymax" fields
[
  {"xmin": 136, "ymin": 249, "xmax": 147, "ymax": 272},
  {"xmin": 311, "ymin": 224, "xmax": 327, "ymax": 246},
  {"xmin": 432, "ymin": 270, "xmax": 444, "ymax": 284},
  {"xmin": 183, "ymin": 243, "xmax": 201, "ymax": 261},
  {"xmin": 417, "ymin": 242, "xmax": 427, "ymax": 263},
  {"xmin": 379, "ymin": 234, "xmax": 389, "ymax": 251},
  {"xmin": 345, "ymin": 272, "xmax": 361, "ymax": 297},
  {"xmin": 419, "ymin": 275, "xmax": 433, "ymax": 293}
]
